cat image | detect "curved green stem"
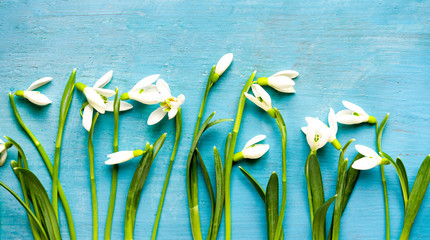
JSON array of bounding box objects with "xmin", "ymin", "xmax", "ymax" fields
[
  {"xmin": 225, "ymin": 71, "xmax": 256, "ymax": 240},
  {"xmin": 89, "ymin": 113, "xmax": 99, "ymax": 240},
  {"xmin": 152, "ymin": 108, "xmax": 182, "ymax": 239},
  {"xmin": 273, "ymin": 108, "xmax": 287, "ymax": 240},
  {"xmin": 9, "ymin": 93, "xmax": 76, "ymax": 240},
  {"xmin": 105, "ymin": 89, "xmax": 120, "ymax": 240}
]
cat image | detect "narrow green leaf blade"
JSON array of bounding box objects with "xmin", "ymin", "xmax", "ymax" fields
[
  {"xmin": 266, "ymin": 172, "xmax": 279, "ymax": 240},
  {"xmin": 400, "ymin": 155, "xmax": 430, "ymax": 239},
  {"xmin": 210, "ymin": 147, "xmax": 225, "ymax": 240},
  {"xmin": 313, "ymin": 195, "xmax": 337, "ymax": 240},
  {"xmin": 397, "ymin": 157, "xmax": 409, "ymax": 197},
  {"xmin": 306, "ymin": 153, "xmax": 324, "ymax": 217},
  {"xmin": 239, "ymin": 166, "xmax": 265, "ymax": 201}
]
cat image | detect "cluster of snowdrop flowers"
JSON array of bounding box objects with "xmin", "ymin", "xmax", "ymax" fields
[
  {"xmin": 0, "ymin": 139, "xmax": 12, "ymax": 167},
  {"xmin": 105, "ymin": 149, "xmax": 145, "ymax": 165},
  {"xmin": 120, "ymin": 74, "xmax": 185, "ymax": 125},
  {"xmin": 301, "ymin": 108, "xmax": 341, "ymax": 151},
  {"xmin": 77, "ymin": 71, "xmax": 133, "ymax": 131},
  {"xmin": 233, "ymin": 135, "xmax": 270, "ymax": 162},
  {"xmin": 14, "ymin": 77, "xmax": 53, "ymax": 106}
]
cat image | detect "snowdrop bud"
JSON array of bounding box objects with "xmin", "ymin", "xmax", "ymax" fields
[
  {"xmin": 105, "ymin": 149, "xmax": 144, "ymax": 165},
  {"xmin": 15, "ymin": 90, "xmax": 52, "ymax": 106},
  {"xmin": 212, "ymin": 53, "xmax": 233, "ymax": 83},
  {"xmin": 233, "ymin": 135, "xmax": 269, "ymax": 162}
]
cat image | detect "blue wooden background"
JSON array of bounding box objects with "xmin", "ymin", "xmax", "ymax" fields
[{"xmin": 0, "ymin": 0, "xmax": 429, "ymax": 239}]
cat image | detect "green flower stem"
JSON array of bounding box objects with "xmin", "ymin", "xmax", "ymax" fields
[
  {"xmin": 187, "ymin": 66, "xmax": 215, "ymax": 239},
  {"xmin": 273, "ymin": 108, "xmax": 287, "ymax": 240},
  {"xmin": 376, "ymin": 119, "xmax": 390, "ymax": 240},
  {"xmin": 9, "ymin": 93, "xmax": 76, "ymax": 240},
  {"xmin": 305, "ymin": 151, "xmax": 316, "ymax": 225},
  {"xmin": 88, "ymin": 113, "xmax": 99, "ymax": 240},
  {"xmin": 152, "ymin": 108, "xmax": 182, "ymax": 240},
  {"xmin": 225, "ymin": 71, "xmax": 256, "ymax": 240},
  {"xmin": 0, "ymin": 180, "xmax": 49, "ymax": 239},
  {"xmin": 105, "ymin": 89, "xmax": 120, "ymax": 240},
  {"xmin": 53, "ymin": 69, "xmax": 76, "ymax": 219}
]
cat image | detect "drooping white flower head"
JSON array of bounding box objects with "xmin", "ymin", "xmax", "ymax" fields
[
  {"xmin": 336, "ymin": 101, "xmax": 376, "ymax": 125},
  {"xmin": 123, "ymin": 74, "xmax": 163, "ymax": 105},
  {"xmin": 0, "ymin": 139, "xmax": 9, "ymax": 167},
  {"xmin": 147, "ymin": 79, "xmax": 185, "ymax": 125},
  {"xmin": 105, "ymin": 149, "xmax": 144, "ymax": 165},
  {"xmin": 257, "ymin": 70, "xmax": 299, "ymax": 93},
  {"xmin": 301, "ymin": 117, "xmax": 331, "ymax": 152},
  {"xmin": 244, "ymin": 84, "xmax": 276, "ymax": 117},
  {"xmin": 15, "ymin": 77, "xmax": 53, "ymax": 106},
  {"xmin": 351, "ymin": 145, "xmax": 386, "ymax": 170},
  {"xmin": 213, "ymin": 53, "xmax": 233, "ymax": 82},
  {"xmin": 233, "ymin": 135, "xmax": 270, "ymax": 162},
  {"xmin": 80, "ymin": 71, "xmax": 133, "ymax": 131}
]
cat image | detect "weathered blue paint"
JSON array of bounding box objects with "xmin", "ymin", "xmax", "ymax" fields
[{"xmin": 0, "ymin": 0, "xmax": 429, "ymax": 239}]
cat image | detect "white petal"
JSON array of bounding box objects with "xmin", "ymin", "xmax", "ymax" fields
[
  {"xmin": 251, "ymin": 84, "xmax": 272, "ymax": 108},
  {"xmin": 328, "ymin": 108, "xmax": 338, "ymax": 141},
  {"xmin": 147, "ymin": 107, "xmax": 167, "ymax": 125},
  {"xmin": 105, "ymin": 151, "xmax": 135, "ymax": 165},
  {"xmin": 267, "ymin": 76, "xmax": 295, "ymax": 93},
  {"xmin": 242, "ymin": 144, "xmax": 269, "ymax": 159},
  {"xmin": 131, "ymin": 74, "xmax": 160, "ymax": 91},
  {"xmin": 82, "ymin": 105, "xmax": 94, "ymax": 132},
  {"xmin": 128, "ymin": 86, "xmax": 162, "ymax": 105},
  {"xmin": 0, "ymin": 151, "xmax": 7, "ymax": 166},
  {"xmin": 105, "ymin": 101, "xmax": 133, "ymax": 112},
  {"xmin": 215, "ymin": 53, "xmax": 233, "ymax": 76},
  {"xmin": 93, "ymin": 88, "xmax": 116, "ymax": 97},
  {"xmin": 301, "ymin": 127, "xmax": 307, "ymax": 135},
  {"xmin": 342, "ymin": 101, "xmax": 366, "ymax": 115},
  {"xmin": 168, "ymin": 107, "xmax": 178, "ymax": 119},
  {"xmin": 244, "ymin": 93, "xmax": 269, "ymax": 111},
  {"xmin": 156, "ymin": 79, "xmax": 172, "ymax": 99},
  {"xmin": 336, "ymin": 110, "xmax": 367, "ymax": 124},
  {"xmin": 93, "ymin": 70, "xmax": 113, "ymax": 88},
  {"xmin": 244, "ymin": 135, "xmax": 266, "ymax": 149},
  {"xmin": 271, "ymin": 70, "xmax": 299, "ymax": 79},
  {"xmin": 27, "ymin": 77, "xmax": 52, "ymax": 91},
  {"xmin": 84, "ymin": 88, "xmax": 106, "ymax": 114},
  {"xmin": 176, "ymin": 94, "xmax": 185, "ymax": 105},
  {"xmin": 282, "ymin": 87, "xmax": 296, "ymax": 93},
  {"xmin": 23, "ymin": 91, "xmax": 52, "ymax": 106},
  {"xmin": 351, "ymin": 157, "xmax": 381, "ymax": 170},
  {"xmin": 355, "ymin": 145, "xmax": 381, "ymax": 160},
  {"xmin": 306, "ymin": 121, "xmax": 318, "ymax": 151}
]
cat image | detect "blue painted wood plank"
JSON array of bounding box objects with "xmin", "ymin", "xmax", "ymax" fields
[{"xmin": 0, "ymin": 0, "xmax": 429, "ymax": 239}]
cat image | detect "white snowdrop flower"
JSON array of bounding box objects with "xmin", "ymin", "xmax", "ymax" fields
[
  {"xmin": 244, "ymin": 84, "xmax": 276, "ymax": 118},
  {"xmin": 336, "ymin": 101, "xmax": 376, "ymax": 125},
  {"xmin": 15, "ymin": 77, "xmax": 53, "ymax": 106},
  {"xmin": 233, "ymin": 135, "xmax": 270, "ymax": 162},
  {"xmin": 351, "ymin": 145, "xmax": 389, "ymax": 170},
  {"xmin": 121, "ymin": 74, "xmax": 163, "ymax": 105},
  {"xmin": 302, "ymin": 117, "xmax": 331, "ymax": 152},
  {"xmin": 0, "ymin": 139, "xmax": 11, "ymax": 167},
  {"xmin": 212, "ymin": 53, "xmax": 233, "ymax": 82},
  {"xmin": 105, "ymin": 149, "xmax": 144, "ymax": 165},
  {"xmin": 257, "ymin": 70, "xmax": 299, "ymax": 93},
  {"xmin": 147, "ymin": 79, "xmax": 185, "ymax": 125}
]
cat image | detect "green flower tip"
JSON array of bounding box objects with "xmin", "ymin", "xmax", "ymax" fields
[
  {"xmin": 211, "ymin": 73, "xmax": 220, "ymax": 84},
  {"xmin": 257, "ymin": 77, "xmax": 268, "ymax": 86},
  {"xmin": 133, "ymin": 149, "xmax": 144, "ymax": 157},
  {"xmin": 331, "ymin": 139, "xmax": 342, "ymax": 150},
  {"xmin": 381, "ymin": 158, "xmax": 390, "ymax": 165},
  {"xmin": 233, "ymin": 152, "xmax": 244, "ymax": 162},
  {"xmin": 4, "ymin": 142, "xmax": 13, "ymax": 149},
  {"xmin": 267, "ymin": 108, "xmax": 277, "ymax": 118},
  {"xmin": 367, "ymin": 115, "xmax": 377, "ymax": 124},
  {"xmin": 120, "ymin": 92, "xmax": 130, "ymax": 101},
  {"xmin": 15, "ymin": 90, "xmax": 24, "ymax": 97},
  {"xmin": 75, "ymin": 82, "xmax": 86, "ymax": 92}
]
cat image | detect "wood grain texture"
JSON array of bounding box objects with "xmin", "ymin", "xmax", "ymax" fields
[{"xmin": 0, "ymin": 0, "xmax": 429, "ymax": 239}]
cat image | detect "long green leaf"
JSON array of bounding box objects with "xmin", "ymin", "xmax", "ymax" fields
[
  {"xmin": 340, "ymin": 153, "xmax": 362, "ymax": 213},
  {"xmin": 239, "ymin": 166, "xmax": 265, "ymax": 201},
  {"xmin": 210, "ymin": 147, "xmax": 224, "ymax": 240},
  {"xmin": 305, "ymin": 153, "xmax": 324, "ymax": 221},
  {"xmin": 266, "ymin": 172, "xmax": 279, "ymax": 240},
  {"xmin": 331, "ymin": 160, "xmax": 348, "ymax": 240},
  {"xmin": 312, "ymin": 195, "xmax": 336, "ymax": 240},
  {"xmin": 397, "ymin": 158, "xmax": 409, "ymax": 197},
  {"xmin": 400, "ymin": 155, "xmax": 430, "ymax": 239},
  {"xmin": 124, "ymin": 148, "xmax": 154, "ymax": 239},
  {"xmin": 14, "ymin": 167, "xmax": 62, "ymax": 240}
]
